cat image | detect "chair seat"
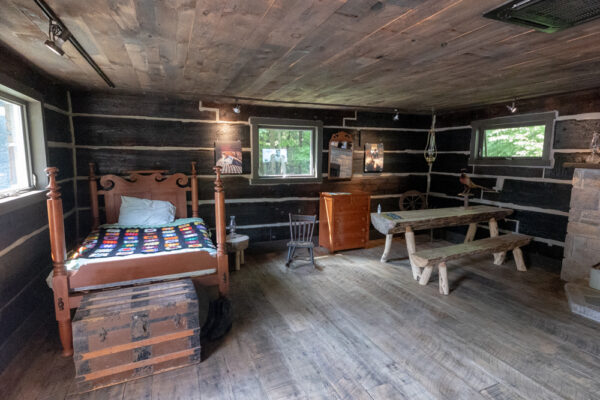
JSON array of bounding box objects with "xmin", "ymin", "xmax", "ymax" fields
[{"xmin": 287, "ymin": 241, "xmax": 314, "ymax": 248}]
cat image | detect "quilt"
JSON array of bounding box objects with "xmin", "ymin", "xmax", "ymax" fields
[{"xmin": 72, "ymin": 219, "xmax": 215, "ymax": 260}]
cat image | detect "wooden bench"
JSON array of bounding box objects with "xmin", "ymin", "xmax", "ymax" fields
[{"xmin": 411, "ymin": 233, "xmax": 532, "ymax": 295}]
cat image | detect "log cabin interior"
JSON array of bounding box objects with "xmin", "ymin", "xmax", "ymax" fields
[{"xmin": 1, "ymin": 0, "xmax": 600, "ymax": 398}]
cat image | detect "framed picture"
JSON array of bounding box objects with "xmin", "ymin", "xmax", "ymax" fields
[
  {"xmin": 328, "ymin": 131, "xmax": 353, "ymax": 180},
  {"xmin": 215, "ymin": 141, "xmax": 243, "ymax": 174},
  {"xmin": 364, "ymin": 143, "xmax": 384, "ymax": 172}
]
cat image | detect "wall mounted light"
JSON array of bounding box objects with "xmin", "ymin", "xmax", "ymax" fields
[
  {"xmin": 506, "ymin": 99, "xmax": 517, "ymax": 113},
  {"xmin": 44, "ymin": 20, "xmax": 70, "ymax": 56},
  {"xmin": 232, "ymin": 104, "xmax": 241, "ymax": 114},
  {"xmin": 392, "ymin": 109, "xmax": 400, "ymax": 121},
  {"xmin": 35, "ymin": 0, "xmax": 115, "ymax": 88}
]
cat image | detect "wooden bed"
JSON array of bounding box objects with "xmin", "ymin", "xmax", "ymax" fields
[{"xmin": 45, "ymin": 162, "xmax": 228, "ymax": 357}]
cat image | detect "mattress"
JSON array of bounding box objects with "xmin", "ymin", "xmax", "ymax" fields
[{"xmin": 46, "ymin": 218, "xmax": 217, "ymax": 289}]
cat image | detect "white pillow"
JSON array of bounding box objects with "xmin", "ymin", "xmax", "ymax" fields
[{"xmin": 118, "ymin": 196, "xmax": 176, "ymax": 226}]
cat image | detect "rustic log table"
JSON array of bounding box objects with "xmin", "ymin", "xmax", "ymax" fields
[{"xmin": 371, "ymin": 205, "xmax": 514, "ymax": 280}]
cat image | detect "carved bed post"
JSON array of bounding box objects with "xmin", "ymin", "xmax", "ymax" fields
[
  {"xmin": 213, "ymin": 166, "xmax": 229, "ymax": 296},
  {"xmin": 45, "ymin": 167, "xmax": 73, "ymax": 357},
  {"xmin": 89, "ymin": 162, "xmax": 100, "ymax": 230},
  {"xmin": 191, "ymin": 162, "xmax": 199, "ymax": 218}
]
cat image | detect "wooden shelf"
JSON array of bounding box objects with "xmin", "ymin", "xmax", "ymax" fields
[{"xmin": 563, "ymin": 163, "xmax": 600, "ymax": 169}]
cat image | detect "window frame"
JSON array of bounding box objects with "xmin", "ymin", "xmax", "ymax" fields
[
  {"xmin": 249, "ymin": 117, "xmax": 323, "ymax": 185},
  {"xmin": 469, "ymin": 111, "xmax": 556, "ymax": 167},
  {"xmin": 0, "ymin": 90, "xmax": 34, "ymax": 196}
]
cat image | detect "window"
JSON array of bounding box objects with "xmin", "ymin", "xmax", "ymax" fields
[
  {"xmin": 469, "ymin": 111, "xmax": 556, "ymax": 167},
  {"xmin": 0, "ymin": 94, "xmax": 31, "ymax": 195},
  {"xmin": 250, "ymin": 117, "xmax": 323, "ymax": 184}
]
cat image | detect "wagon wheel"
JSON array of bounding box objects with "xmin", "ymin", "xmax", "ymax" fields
[{"xmin": 399, "ymin": 190, "xmax": 427, "ymax": 211}]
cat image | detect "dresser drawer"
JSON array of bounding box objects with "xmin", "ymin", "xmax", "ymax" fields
[
  {"xmin": 334, "ymin": 214, "xmax": 368, "ymax": 231},
  {"xmin": 333, "ymin": 195, "xmax": 369, "ymax": 214}
]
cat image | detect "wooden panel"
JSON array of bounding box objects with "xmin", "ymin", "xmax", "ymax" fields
[
  {"xmin": 47, "ymin": 147, "xmax": 74, "ymax": 179},
  {"xmin": 431, "ymin": 153, "xmax": 471, "ymax": 174},
  {"xmin": 430, "ymin": 173, "xmax": 497, "ymax": 197},
  {"xmin": 0, "ymin": 230, "xmax": 50, "ymax": 309},
  {"xmin": 44, "ymin": 108, "xmax": 71, "ymax": 143},
  {"xmin": 554, "ymin": 119, "xmax": 600, "ymax": 149},
  {"xmin": 196, "ymin": 175, "xmax": 427, "ymax": 201},
  {"xmin": 0, "ymin": 43, "xmax": 67, "ymax": 109},
  {"xmin": 3, "ymin": 1, "xmax": 600, "ymax": 110},
  {"xmin": 0, "ymin": 272, "xmax": 52, "ymax": 363},
  {"xmin": 473, "ymin": 166, "xmax": 543, "ymax": 178},
  {"xmin": 76, "ymin": 148, "xmax": 251, "ymax": 175},
  {"xmin": 73, "ymin": 117, "xmax": 250, "ymax": 147},
  {"xmin": 545, "ymin": 153, "xmax": 591, "ymax": 180},
  {"xmin": 435, "ymin": 129, "xmax": 471, "ymax": 152},
  {"xmin": 481, "ymin": 180, "xmax": 572, "ymax": 212},
  {"xmin": 345, "ymin": 112, "xmax": 430, "ymax": 129},
  {"xmin": 71, "ymin": 92, "xmax": 217, "ymax": 120},
  {"xmin": 0, "ymin": 199, "xmax": 47, "ymax": 250},
  {"xmin": 198, "ymin": 199, "xmax": 319, "ymax": 228}
]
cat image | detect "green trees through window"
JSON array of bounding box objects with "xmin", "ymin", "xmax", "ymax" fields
[
  {"xmin": 482, "ymin": 125, "xmax": 545, "ymax": 158},
  {"xmin": 258, "ymin": 127, "xmax": 313, "ymax": 176}
]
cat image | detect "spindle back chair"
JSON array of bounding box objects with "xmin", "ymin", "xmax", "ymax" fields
[{"xmin": 286, "ymin": 214, "xmax": 317, "ymax": 267}]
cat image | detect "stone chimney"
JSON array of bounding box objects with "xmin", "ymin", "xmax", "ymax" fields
[{"xmin": 561, "ymin": 168, "xmax": 600, "ymax": 281}]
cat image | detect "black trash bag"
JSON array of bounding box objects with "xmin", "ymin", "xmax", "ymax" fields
[{"xmin": 201, "ymin": 297, "xmax": 232, "ymax": 341}]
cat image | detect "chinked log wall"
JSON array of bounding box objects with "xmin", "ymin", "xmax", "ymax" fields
[
  {"xmin": 68, "ymin": 92, "xmax": 456, "ymax": 243},
  {"xmin": 430, "ymin": 89, "xmax": 600, "ymax": 270},
  {"xmin": 0, "ymin": 44, "xmax": 77, "ymax": 371}
]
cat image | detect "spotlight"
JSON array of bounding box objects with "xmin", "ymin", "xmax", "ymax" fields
[
  {"xmin": 392, "ymin": 108, "xmax": 400, "ymax": 121},
  {"xmin": 232, "ymin": 104, "xmax": 241, "ymax": 114},
  {"xmin": 506, "ymin": 99, "xmax": 517, "ymax": 113},
  {"xmin": 45, "ymin": 20, "xmax": 69, "ymax": 56}
]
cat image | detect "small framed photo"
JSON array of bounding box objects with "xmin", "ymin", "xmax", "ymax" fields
[
  {"xmin": 215, "ymin": 141, "xmax": 243, "ymax": 174},
  {"xmin": 364, "ymin": 143, "xmax": 384, "ymax": 172}
]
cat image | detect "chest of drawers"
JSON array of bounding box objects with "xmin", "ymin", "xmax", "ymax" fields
[{"xmin": 319, "ymin": 192, "xmax": 371, "ymax": 252}]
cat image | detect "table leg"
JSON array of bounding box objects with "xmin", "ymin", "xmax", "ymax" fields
[
  {"xmin": 488, "ymin": 218, "xmax": 506, "ymax": 265},
  {"xmin": 235, "ymin": 251, "xmax": 241, "ymax": 271},
  {"xmin": 405, "ymin": 226, "xmax": 420, "ymax": 281},
  {"xmin": 381, "ymin": 234, "xmax": 393, "ymax": 262},
  {"xmin": 464, "ymin": 223, "xmax": 477, "ymax": 243},
  {"xmin": 513, "ymin": 247, "xmax": 527, "ymax": 271},
  {"xmin": 241, "ymin": 249, "xmax": 245, "ymax": 264},
  {"xmin": 438, "ymin": 262, "xmax": 449, "ymax": 295}
]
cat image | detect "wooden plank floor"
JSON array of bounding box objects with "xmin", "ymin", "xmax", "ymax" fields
[{"xmin": 1, "ymin": 236, "xmax": 599, "ymax": 400}]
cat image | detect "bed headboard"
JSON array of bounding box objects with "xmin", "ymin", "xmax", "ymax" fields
[{"xmin": 88, "ymin": 162, "xmax": 199, "ymax": 228}]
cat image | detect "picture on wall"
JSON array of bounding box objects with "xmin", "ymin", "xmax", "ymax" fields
[
  {"xmin": 215, "ymin": 140, "xmax": 243, "ymax": 174},
  {"xmin": 364, "ymin": 143, "xmax": 384, "ymax": 172}
]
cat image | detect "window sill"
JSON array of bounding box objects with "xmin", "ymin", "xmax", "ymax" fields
[
  {"xmin": 468, "ymin": 158, "xmax": 552, "ymax": 167},
  {"xmin": 250, "ymin": 177, "xmax": 323, "ymax": 185},
  {"xmin": 0, "ymin": 189, "xmax": 46, "ymax": 217}
]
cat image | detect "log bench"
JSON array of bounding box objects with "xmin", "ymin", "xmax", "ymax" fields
[{"xmin": 411, "ymin": 233, "xmax": 532, "ymax": 295}]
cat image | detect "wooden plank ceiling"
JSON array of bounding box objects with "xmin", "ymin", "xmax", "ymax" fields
[{"xmin": 1, "ymin": 0, "xmax": 599, "ymax": 111}]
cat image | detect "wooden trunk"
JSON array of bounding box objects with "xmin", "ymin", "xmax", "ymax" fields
[
  {"xmin": 72, "ymin": 279, "xmax": 201, "ymax": 393},
  {"xmin": 319, "ymin": 192, "xmax": 370, "ymax": 252}
]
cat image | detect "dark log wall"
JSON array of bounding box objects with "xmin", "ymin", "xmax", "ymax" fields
[
  {"xmin": 431, "ymin": 88, "xmax": 600, "ymax": 271},
  {"xmin": 0, "ymin": 44, "xmax": 75, "ymax": 371},
  {"xmin": 69, "ymin": 92, "xmax": 451, "ymax": 243}
]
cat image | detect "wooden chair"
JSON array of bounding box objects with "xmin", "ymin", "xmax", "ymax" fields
[{"xmin": 286, "ymin": 214, "xmax": 317, "ymax": 268}]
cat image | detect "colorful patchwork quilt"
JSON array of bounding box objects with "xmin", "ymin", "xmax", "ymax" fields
[{"xmin": 71, "ymin": 219, "xmax": 216, "ymax": 260}]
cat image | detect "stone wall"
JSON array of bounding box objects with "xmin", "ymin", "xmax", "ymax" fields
[{"xmin": 561, "ymin": 168, "xmax": 600, "ymax": 281}]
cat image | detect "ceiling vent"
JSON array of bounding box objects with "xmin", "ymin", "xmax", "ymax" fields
[{"xmin": 483, "ymin": 0, "xmax": 600, "ymax": 33}]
